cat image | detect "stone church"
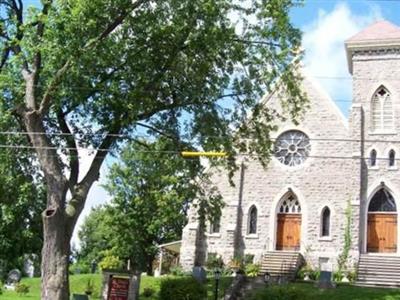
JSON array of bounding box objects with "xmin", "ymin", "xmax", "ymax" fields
[{"xmin": 179, "ymin": 20, "xmax": 400, "ymax": 285}]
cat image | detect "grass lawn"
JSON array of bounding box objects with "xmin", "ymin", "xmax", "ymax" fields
[
  {"xmin": 250, "ymin": 282, "xmax": 400, "ymax": 300},
  {"xmin": 1, "ymin": 274, "xmax": 232, "ymax": 300}
]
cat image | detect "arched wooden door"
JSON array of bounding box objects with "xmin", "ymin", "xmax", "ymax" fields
[
  {"xmin": 367, "ymin": 189, "xmax": 397, "ymax": 253},
  {"xmin": 276, "ymin": 194, "xmax": 301, "ymax": 251}
]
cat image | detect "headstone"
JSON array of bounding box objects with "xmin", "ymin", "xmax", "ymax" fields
[
  {"xmin": 192, "ymin": 266, "xmax": 206, "ymax": 283},
  {"xmin": 5, "ymin": 269, "xmax": 22, "ymax": 290},
  {"xmin": 72, "ymin": 294, "xmax": 89, "ymax": 300},
  {"xmin": 316, "ymin": 262, "xmax": 335, "ymax": 289}
]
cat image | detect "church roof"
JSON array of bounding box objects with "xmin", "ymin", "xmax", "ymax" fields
[
  {"xmin": 345, "ymin": 20, "xmax": 400, "ymax": 74},
  {"xmin": 346, "ymin": 20, "xmax": 400, "ymax": 43}
]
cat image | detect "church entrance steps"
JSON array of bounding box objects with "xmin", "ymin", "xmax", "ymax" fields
[
  {"xmin": 356, "ymin": 254, "xmax": 400, "ymax": 287},
  {"xmin": 259, "ymin": 251, "xmax": 303, "ymax": 280}
]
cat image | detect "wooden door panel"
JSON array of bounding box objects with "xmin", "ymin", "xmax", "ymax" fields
[
  {"xmin": 276, "ymin": 214, "xmax": 301, "ymax": 251},
  {"xmin": 367, "ymin": 214, "xmax": 397, "ymax": 253}
]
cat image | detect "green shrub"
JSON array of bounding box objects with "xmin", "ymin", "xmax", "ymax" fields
[
  {"xmin": 245, "ymin": 263, "xmax": 260, "ymax": 277},
  {"xmin": 142, "ymin": 287, "xmax": 155, "ymax": 298},
  {"xmin": 206, "ymin": 253, "xmax": 224, "ymax": 269},
  {"xmin": 169, "ymin": 265, "xmax": 185, "ymax": 276},
  {"xmin": 159, "ymin": 277, "xmax": 206, "ymax": 300},
  {"xmin": 0, "ymin": 282, "xmax": 3, "ymax": 295},
  {"xmin": 99, "ymin": 254, "xmax": 123, "ymax": 270},
  {"xmin": 15, "ymin": 283, "xmax": 30, "ymax": 295},
  {"xmin": 333, "ymin": 270, "xmax": 343, "ymax": 282},
  {"xmin": 244, "ymin": 254, "xmax": 255, "ymax": 265},
  {"xmin": 251, "ymin": 285, "xmax": 305, "ymax": 300},
  {"xmin": 70, "ymin": 261, "xmax": 91, "ymax": 274}
]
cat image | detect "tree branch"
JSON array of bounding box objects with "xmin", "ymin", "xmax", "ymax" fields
[
  {"xmin": 57, "ymin": 110, "xmax": 79, "ymax": 191},
  {"xmin": 38, "ymin": 0, "xmax": 149, "ymax": 116}
]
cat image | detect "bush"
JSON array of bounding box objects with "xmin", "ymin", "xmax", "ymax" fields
[
  {"xmin": 70, "ymin": 261, "xmax": 91, "ymax": 274},
  {"xmin": 169, "ymin": 265, "xmax": 185, "ymax": 276},
  {"xmin": 251, "ymin": 286, "xmax": 305, "ymax": 300},
  {"xmin": 99, "ymin": 254, "xmax": 123, "ymax": 270},
  {"xmin": 15, "ymin": 283, "xmax": 30, "ymax": 295},
  {"xmin": 245, "ymin": 263, "xmax": 260, "ymax": 277},
  {"xmin": 159, "ymin": 277, "xmax": 206, "ymax": 300},
  {"xmin": 244, "ymin": 254, "xmax": 255, "ymax": 265},
  {"xmin": 142, "ymin": 287, "xmax": 155, "ymax": 298},
  {"xmin": 206, "ymin": 253, "xmax": 224, "ymax": 270}
]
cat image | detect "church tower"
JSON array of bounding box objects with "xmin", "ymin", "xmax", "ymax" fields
[{"xmin": 346, "ymin": 21, "xmax": 400, "ymax": 254}]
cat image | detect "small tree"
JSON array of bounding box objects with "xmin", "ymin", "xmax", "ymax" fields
[{"xmin": 101, "ymin": 138, "xmax": 222, "ymax": 274}]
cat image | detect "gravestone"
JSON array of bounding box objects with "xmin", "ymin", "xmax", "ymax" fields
[
  {"xmin": 316, "ymin": 262, "xmax": 336, "ymax": 289},
  {"xmin": 5, "ymin": 269, "xmax": 22, "ymax": 290}
]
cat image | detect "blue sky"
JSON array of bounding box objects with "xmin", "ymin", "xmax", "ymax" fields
[
  {"xmin": 291, "ymin": 0, "xmax": 400, "ymax": 116},
  {"xmin": 16, "ymin": 0, "xmax": 400, "ymax": 245}
]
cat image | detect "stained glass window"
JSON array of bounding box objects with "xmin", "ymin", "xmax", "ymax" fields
[
  {"xmin": 248, "ymin": 206, "xmax": 257, "ymax": 234},
  {"xmin": 321, "ymin": 207, "xmax": 330, "ymax": 237},
  {"xmin": 371, "ymin": 86, "xmax": 394, "ymax": 132},
  {"xmin": 279, "ymin": 195, "xmax": 301, "ymax": 214},
  {"xmin": 389, "ymin": 150, "xmax": 396, "ymax": 167},
  {"xmin": 210, "ymin": 216, "xmax": 220, "ymax": 233},
  {"xmin": 368, "ymin": 189, "xmax": 396, "ymax": 212},
  {"xmin": 274, "ymin": 130, "xmax": 311, "ymax": 167},
  {"xmin": 370, "ymin": 149, "xmax": 377, "ymax": 167}
]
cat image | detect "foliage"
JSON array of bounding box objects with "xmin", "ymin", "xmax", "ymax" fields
[
  {"xmin": 169, "ymin": 266, "xmax": 187, "ymax": 277},
  {"xmin": 142, "ymin": 287, "xmax": 155, "ymax": 298},
  {"xmin": 98, "ymin": 252, "xmax": 123, "ymax": 271},
  {"xmin": 14, "ymin": 283, "xmax": 30, "ymax": 296},
  {"xmin": 229, "ymin": 256, "xmax": 244, "ymax": 272},
  {"xmin": 159, "ymin": 277, "xmax": 207, "ymax": 300},
  {"xmin": 244, "ymin": 254, "xmax": 255, "ymax": 265},
  {"xmin": 69, "ymin": 261, "xmax": 91, "ymax": 275},
  {"xmin": 337, "ymin": 200, "xmax": 352, "ymax": 272},
  {"xmin": 206, "ymin": 253, "xmax": 224, "ymax": 270},
  {"xmin": 245, "ymin": 263, "xmax": 261, "ymax": 277},
  {"xmin": 100, "ymin": 138, "xmax": 223, "ymax": 273},
  {"xmin": 251, "ymin": 285, "xmax": 306, "ymax": 300},
  {"xmin": 0, "ymin": 0, "xmax": 306, "ymax": 296},
  {"xmin": 84, "ymin": 279, "xmax": 94, "ymax": 295},
  {"xmin": 0, "ymin": 110, "xmax": 46, "ymax": 275},
  {"xmin": 77, "ymin": 206, "xmax": 115, "ymax": 269}
]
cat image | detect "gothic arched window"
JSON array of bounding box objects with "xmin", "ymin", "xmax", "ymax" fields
[
  {"xmin": 389, "ymin": 149, "xmax": 396, "ymax": 167},
  {"xmin": 370, "ymin": 149, "xmax": 377, "ymax": 167},
  {"xmin": 279, "ymin": 194, "xmax": 301, "ymax": 213},
  {"xmin": 369, "ymin": 189, "xmax": 396, "ymax": 212},
  {"xmin": 248, "ymin": 206, "xmax": 258, "ymax": 234},
  {"xmin": 371, "ymin": 86, "xmax": 394, "ymax": 132},
  {"xmin": 321, "ymin": 207, "xmax": 331, "ymax": 237},
  {"xmin": 210, "ymin": 216, "xmax": 220, "ymax": 234}
]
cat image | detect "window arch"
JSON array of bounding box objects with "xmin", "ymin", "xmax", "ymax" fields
[
  {"xmin": 368, "ymin": 188, "xmax": 396, "ymax": 212},
  {"xmin": 279, "ymin": 194, "xmax": 301, "ymax": 214},
  {"xmin": 248, "ymin": 205, "xmax": 257, "ymax": 234},
  {"xmin": 389, "ymin": 149, "xmax": 396, "ymax": 167},
  {"xmin": 371, "ymin": 86, "xmax": 394, "ymax": 132},
  {"xmin": 321, "ymin": 207, "xmax": 331, "ymax": 237},
  {"xmin": 370, "ymin": 149, "xmax": 377, "ymax": 167}
]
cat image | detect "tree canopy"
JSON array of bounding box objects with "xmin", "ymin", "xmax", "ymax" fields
[{"xmin": 0, "ymin": 0, "xmax": 305, "ymax": 298}]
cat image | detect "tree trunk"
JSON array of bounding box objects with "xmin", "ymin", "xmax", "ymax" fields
[{"xmin": 41, "ymin": 205, "xmax": 70, "ymax": 300}]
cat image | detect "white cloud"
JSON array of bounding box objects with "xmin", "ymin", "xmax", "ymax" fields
[{"xmin": 302, "ymin": 2, "xmax": 382, "ymax": 115}]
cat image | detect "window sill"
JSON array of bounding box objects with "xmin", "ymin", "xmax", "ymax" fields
[
  {"xmin": 368, "ymin": 166, "xmax": 379, "ymax": 170},
  {"xmin": 245, "ymin": 234, "xmax": 259, "ymax": 239},
  {"xmin": 387, "ymin": 166, "xmax": 398, "ymax": 171},
  {"xmin": 318, "ymin": 237, "xmax": 333, "ymax": 242},
  {"xmin": 368, "ymin": 131, "xmax": 396, "ymax": 135},
  {"xmin": 206, "ymin": 233, "xmax": 221, "ymax": 238}
]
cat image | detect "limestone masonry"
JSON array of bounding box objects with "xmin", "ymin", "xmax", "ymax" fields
[{"xmin": 180, "ymin": 20, "xmax": 400, "ymax": 272}]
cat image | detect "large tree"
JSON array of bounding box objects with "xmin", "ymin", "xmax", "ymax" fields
[{"xmin": 0, "ymin": 0, "xmax": 305, "ymax": 299}]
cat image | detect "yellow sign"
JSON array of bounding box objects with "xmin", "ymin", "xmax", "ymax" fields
[{"xmin": 181, "ymin": 151, "xmax": 227, "ymax": 157}]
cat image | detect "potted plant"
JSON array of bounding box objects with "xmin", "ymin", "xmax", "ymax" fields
[{"xmin": 229, "ymin": 257, "xmax": 243, "ymax": 276}]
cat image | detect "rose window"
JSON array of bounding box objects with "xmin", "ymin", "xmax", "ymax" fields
[{"xmin": 274, "ymin": 130, "xmax": 311, "ymax": 166}]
